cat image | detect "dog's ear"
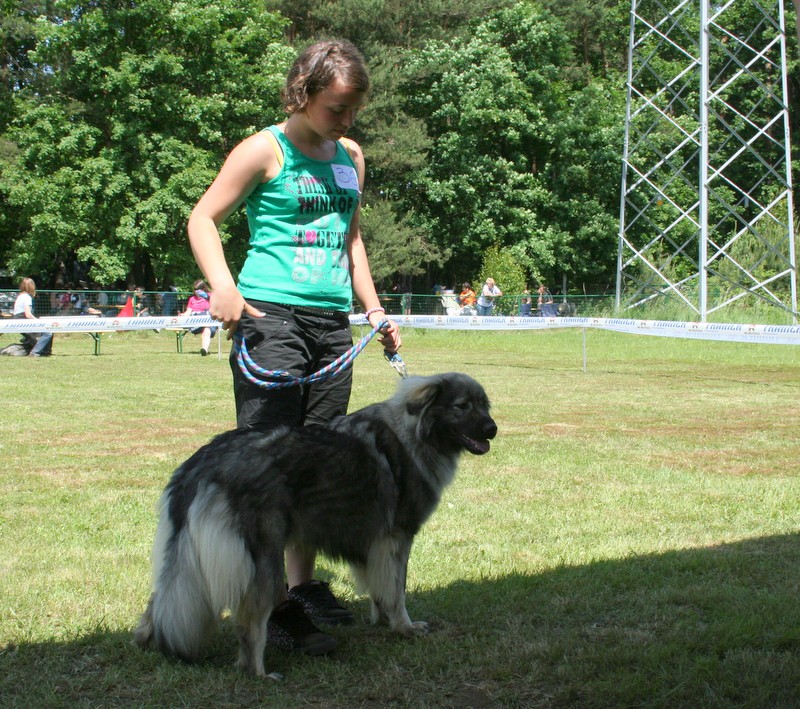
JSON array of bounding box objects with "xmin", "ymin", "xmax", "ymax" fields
[{"xmin": 404, "ymin": 378, "xmax": 441, "ymax": 416}]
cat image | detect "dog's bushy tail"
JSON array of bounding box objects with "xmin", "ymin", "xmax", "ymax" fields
[{"xmin": 134, "ymin": 488, "xmax": 252, "ymax": 661}]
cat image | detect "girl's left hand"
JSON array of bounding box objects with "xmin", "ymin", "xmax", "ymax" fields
[{"xmin": 369, "ymin": 314, "xmax": 401, "ymax": 353}]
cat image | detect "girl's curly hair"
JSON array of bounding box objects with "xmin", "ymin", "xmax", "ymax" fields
[{"xmin": 282, "ymin": 40, "xmax": 369, "ymax": 115}]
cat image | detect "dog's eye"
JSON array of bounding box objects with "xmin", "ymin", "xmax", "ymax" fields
[{"xmin": 454, "ymin": 401, "xmax": 471, "ymax": 412}]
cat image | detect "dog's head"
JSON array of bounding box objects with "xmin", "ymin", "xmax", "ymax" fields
[{"xmin": 399, "ymin": 372, "xmax": 497, "ymax": 454}]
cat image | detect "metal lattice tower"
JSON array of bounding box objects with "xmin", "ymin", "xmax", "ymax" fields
[{"xmin": 616, "ymin": 0, "xmax": 797, "ymax": 321}]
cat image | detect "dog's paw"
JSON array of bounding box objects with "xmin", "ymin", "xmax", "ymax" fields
[
  {"xmin": 236, "ymin": 660, "xmax": 284, "ymax": 681},
  {"xmin": 409, "ymin": 620, "xmax": 430, "ymax": 636},
  {"xmin": 394, "ymin": 620, "xmax": 429, "ymax": 637}
]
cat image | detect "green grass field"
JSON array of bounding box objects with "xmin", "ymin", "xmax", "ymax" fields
[{"xmin": 1, "ymin": 327, "xmax": 799, "ymax": 708}]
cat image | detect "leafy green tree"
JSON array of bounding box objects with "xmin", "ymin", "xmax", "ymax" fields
[
  {"xmin": 0, "ymin": 1, "xmax": 55, "ymax": 269},
  {"xmin": 265, "ymin": 0, "xmax": 511, "ymax": 50},
  {"xmin": 522, "ymin": 79, "xmax": 624, "ymax": 290},
  {"xmin": 0, "ymin": 0, "xmax": 292, "ymax": 287},
  {"xmin": 354, "ymin": 46, "xmax": 448, "ymax": 287},
  {"xmin": 540, "ymin": 0, "xmax": 630, "ymax": 76},
  {"xmin": 3, "ymin": 0, "xmax": 788, "ymax": 296},
  {"xmin": 360, "ymin": 199, "xmax": 447, "ymax": 289},
  {"xmin": 0, "ymin": 1, "xmax": 47, "ymax": 129},
  {"xmin": 396, "ymin": 4, "xmax": 628, "ymax": 291}
]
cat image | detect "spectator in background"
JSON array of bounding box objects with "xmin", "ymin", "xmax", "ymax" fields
[
  {"xmin": 458, "ymin": 282, "xmax": 476, "ymax": 308},
  {"xmin": 92, "ymin": 284, "xmax": 115, "ymax": 317},
  {"xmin": 519, "ymin": 288, "xmax": 533, "ymax": 316},
  {"xmin": 72, "ymin": 288, "xmax": 102, "ymax": 316},
  {"xmin": 458, "ymin": 282, "xmax": 477, "ymax": 315},
  {"xmin": 160, "ymin": 286, "xmax": 178, "ymax": 316},
  {"xmin": 94, "ymin": 285, "xmax": 109, "ymax": 309},
  {"xmin": 477, "ymin": 278, "xmax": 502, "ymax": 316},
  {"xmin": 537, "ymin": 284, "xmax": 555, "ymax": 316},
  {"xmin": 134, "ymin": 287, "xmax": 151, "ymax": 317},
  {"xmin": 181, "ymin": 279, "xmax": 217, "ymax": 356},
  {"xmin": 70, "ymin": 289, "xmax": 83, "ymax": 313},
  {"xmin": 57, "ymin": 285, "xmax": 73, "ymax": 314},
  {"xmin": 13, "ymin": 277, "xmax": 53, "ymax": 357}
]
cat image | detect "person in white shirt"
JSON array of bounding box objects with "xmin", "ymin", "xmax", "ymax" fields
[
  {"xmin": 476, "ymin": 278, "xmax": 502, "ymax": 316},
  {"xmin": 13, "ymin": 277, "xmax": 53, "ymax": 357}
]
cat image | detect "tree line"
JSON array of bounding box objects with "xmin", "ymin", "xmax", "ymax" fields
[{"xmin": 0, "ymin": 0, "xmax": 797, "ymax": 295}]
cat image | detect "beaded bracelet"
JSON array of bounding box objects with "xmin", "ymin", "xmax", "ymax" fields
[{"xmin": 364, "ymin": 306, "xmax": 385, "ymax": 318}]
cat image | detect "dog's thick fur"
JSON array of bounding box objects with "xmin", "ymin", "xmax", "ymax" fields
[{"xmin": 134, "ymin": 372, "xmax": 497, "ymax": 676}]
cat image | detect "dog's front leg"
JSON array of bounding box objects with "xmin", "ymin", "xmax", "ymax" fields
[{"xmin": 362, "ymin": 534, "xmax": 428, "ymax": 637}]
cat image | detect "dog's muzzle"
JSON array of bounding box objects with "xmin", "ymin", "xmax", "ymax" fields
[{"xmin": 458, "ymin": 418, "xmax": 497, "ymax": 455}]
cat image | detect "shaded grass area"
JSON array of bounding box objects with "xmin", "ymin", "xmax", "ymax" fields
[{"xmin": 1, "ymin": 328, "xmax": 799, "ymax": 707}]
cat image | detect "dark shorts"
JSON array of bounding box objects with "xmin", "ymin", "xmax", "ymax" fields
[{"xmin": 230, "ymin": 301, "xmax": 353, "ymax": 429}]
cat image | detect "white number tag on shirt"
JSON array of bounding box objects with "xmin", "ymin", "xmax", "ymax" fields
[{"xmin": 331, "ymin": 164, "xmax": 359, "ymax": 192}]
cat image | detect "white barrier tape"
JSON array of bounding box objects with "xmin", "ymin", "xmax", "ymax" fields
[
  {"xmin": 0, "ymin": 314, "xmax": 215, "ymax": 333},
  {"xmin": 2, "ymin": 313, "xmax": 799, "ymax": 346},
  {"xmin": 352, "ymin": 314, "xmax": 800, "ymax": 345}
]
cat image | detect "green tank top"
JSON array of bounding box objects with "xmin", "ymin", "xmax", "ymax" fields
[{"xmin": 238, "ymin": 126, "xmax": 361, "ymax": 311}]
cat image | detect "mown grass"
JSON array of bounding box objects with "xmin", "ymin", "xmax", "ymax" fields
[{"xmin": 1, "ymin": 327, "xmax": 799, "ymax": 708}]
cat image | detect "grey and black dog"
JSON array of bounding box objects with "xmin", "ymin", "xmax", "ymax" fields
[{"xmin": 134, "ymin": 372, "xmax": 497, "ymax": 677}]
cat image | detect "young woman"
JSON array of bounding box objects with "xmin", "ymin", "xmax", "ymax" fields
[
  {"xmin": 13, "ymin": 277, "xmax": 53, "ymax": 356},
  {"xmin": 187, "ymin": 40, "xmax": 400, "ymax": 655}
]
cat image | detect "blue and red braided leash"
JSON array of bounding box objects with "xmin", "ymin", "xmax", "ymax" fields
[{"xmin": 232, "ymin": 317, "xmax": 407, "ymax": 389}]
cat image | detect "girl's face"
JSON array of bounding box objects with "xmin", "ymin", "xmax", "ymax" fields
[{"xmin": 303, "ymin": 77, "xmax": 366, "ymax": 141}]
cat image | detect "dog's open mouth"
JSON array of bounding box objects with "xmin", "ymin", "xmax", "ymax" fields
[{"xmin": 458, "ymin": 434, "xmax": 491, "ymax": 455}]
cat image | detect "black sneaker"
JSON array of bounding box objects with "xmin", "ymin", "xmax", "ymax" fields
[
  {"xmin": 288, "ymin": 580, "xmax": 354, "ymax": 625},
  {"xmin": 267, "ymin": 599, "xmax": 337, "ymax": 655}
]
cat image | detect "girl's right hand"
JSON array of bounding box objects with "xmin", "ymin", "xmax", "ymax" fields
[{"xmin": 209, "ymin": 284, "xmax": 264, "ymax": 337}]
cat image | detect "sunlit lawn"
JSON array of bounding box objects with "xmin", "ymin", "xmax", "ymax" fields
[{"xmin": 1, "ymin": 327, "xmax": 799, "ymax": 707}]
